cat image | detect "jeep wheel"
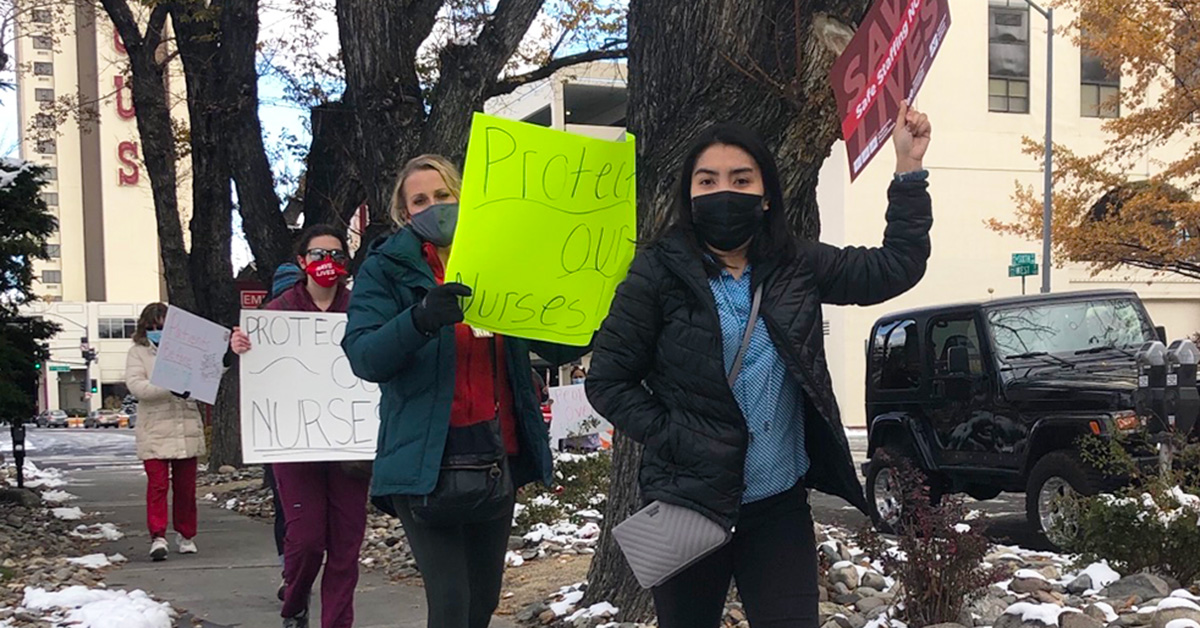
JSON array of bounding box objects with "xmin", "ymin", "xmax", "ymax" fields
[
  {"xmin": 1025, "ymin": 451, "xmax": 1101, "ymax": 547},
  {"xmin": 865, "ymin": 447, "xmax": 941, "ymax": 534}
]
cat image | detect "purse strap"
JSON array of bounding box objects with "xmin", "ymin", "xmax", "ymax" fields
[{"xmin": 728, "ymin": 285, "xmax": 763, "ymax": 387}]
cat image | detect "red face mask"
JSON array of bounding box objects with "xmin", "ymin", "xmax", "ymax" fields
[{"xmin": 306, "ymin": 259, "xmax": 347, "ymax": 288}]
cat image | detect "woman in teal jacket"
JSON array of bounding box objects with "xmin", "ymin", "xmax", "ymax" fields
[{"xmin": 343, "ymin": 154, "xmax": 586, "ymax": 628}]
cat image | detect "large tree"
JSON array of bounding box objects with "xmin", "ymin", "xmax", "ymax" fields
[
  {"xmin": 989, "ymin": 1, "xmax": 1200, "ymax": 279},
  {"xmin": 0, "ymin": 159, "xmax": 58, "ymax": 421},
  {"xmin": 581, "ymin": 0, "xmax": 870, "ymax": 617}
]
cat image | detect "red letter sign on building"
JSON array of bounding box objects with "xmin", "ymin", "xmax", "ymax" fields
[
  {"xmin": 114, "ymin": 75, "xmax": 136, "ymax": 119},
  {"xmin": 118, "ymin": 141, "xmax": 140, "ymax": 185}
]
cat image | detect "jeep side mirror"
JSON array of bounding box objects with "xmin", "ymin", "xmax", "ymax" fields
[
  {"xmin": 1157, "ymin": 326, "xmax": 1168, "ymax": 344},
  {"xmin": 948, "ymin": 346, "xmax": 971, "ymax": 375}
]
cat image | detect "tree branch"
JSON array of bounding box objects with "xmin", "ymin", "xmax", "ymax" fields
[
  {"xmin": 488, "ymin": 46, "xmax": 629, "ymax": 98},
  {"xmin": 145, "ymin": 4, "xmax": 171, "ymax": 52},
  {"xmin": 98, "ymin": 0, "xmax": 144, "ymax": 49}
]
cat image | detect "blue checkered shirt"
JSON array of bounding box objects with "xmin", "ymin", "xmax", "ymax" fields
[{"xmin": 710, "ymin": 265, "xmax": 809, "ymax": 503}]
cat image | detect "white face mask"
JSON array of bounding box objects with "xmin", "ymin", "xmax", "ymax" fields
[{"xmin": 572, "ymin": 377, "xmax": 585, "ymax": 385}]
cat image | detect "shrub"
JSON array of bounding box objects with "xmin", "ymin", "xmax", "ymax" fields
[
  {"xmin": 859, "ymin": 458, "xmax": 1009, "ymax": 627},
  {"xmin": 513, "ymin": 451, "xmax": 611, "ymax": 535},
  {"xmin": 1062, "ymin": 437, "xmax": 1200, "ymax": 585}
]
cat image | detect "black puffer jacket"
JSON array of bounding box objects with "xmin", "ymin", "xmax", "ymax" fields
[{"xmin": 586, "ymin": 180, "xmax": 933, "ymax": 529}]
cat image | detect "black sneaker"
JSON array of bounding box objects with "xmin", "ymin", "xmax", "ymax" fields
[
  {"xmin": 276, "ymin": 572, "xmax": 286, "ymax": 602},
  {"xmin": 282, "ymin": 609, "xmax": 308, "ymax": 628}
]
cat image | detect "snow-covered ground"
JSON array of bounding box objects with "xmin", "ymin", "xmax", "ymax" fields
[{"xmin": 17, "ymin": 586, "xmax": 175, "ymax": 628}]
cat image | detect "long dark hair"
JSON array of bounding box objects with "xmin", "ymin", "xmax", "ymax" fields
[
  {"xmin": 294, "ymin": 224, "xmax": 350, "ymax": 261},
  {"xmin": 672, "ymin": 123, "xmax": 796, "ymax": 276},
  {"xmin": 133, "ymin": 302, "xmax": 167, "ymax": 346}
]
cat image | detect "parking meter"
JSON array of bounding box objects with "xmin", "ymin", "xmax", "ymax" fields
[
  {"xmin": 1167, "ymin": 339, "xmax": 1200, "ymax": 436},
  {"xmin": 1136, "ymin": 341, "xmax": 1168, "ymax": 430},
  {"xmin": 9, "ymin": 419, "xmax": 25, "ymax": 489}
]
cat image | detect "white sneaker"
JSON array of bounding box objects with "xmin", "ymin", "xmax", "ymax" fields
[
  {"xmin": 177, "ymin": 534, "xmax": 198, "ymax": 555},
  {"xmin": 150, "ymin": 537, "xmax": 169, "ymax": 562}
]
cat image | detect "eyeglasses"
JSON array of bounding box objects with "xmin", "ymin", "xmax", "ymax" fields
[{"xmin": 306, "ymin": 248, "xmax": 348, "ymax": 264}]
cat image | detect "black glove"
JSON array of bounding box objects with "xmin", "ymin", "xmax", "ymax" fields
[
  {"xmin": 172, "ymin": 390, "xmax": 191, "ymax": 400},
  {"xmin": 412, "ymin": 283, "xmax": 472, "ymax": 335}
]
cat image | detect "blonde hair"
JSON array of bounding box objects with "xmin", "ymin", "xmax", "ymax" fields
[{"xmin": 389, "ymin": 154, "xmax": 463, "ymax": 226}]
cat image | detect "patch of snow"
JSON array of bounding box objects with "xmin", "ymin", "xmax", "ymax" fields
[
  {"xmin": 1166, "ymin": 620, "xmax": 1200, "ymax": 628},
  {"xmin": 549, "ymin": 590, "xmax": 585, "ymax": 617},
  {"xmin": 1091, "ymin": 602, "xmax": 1118, "ymax": 623},
  {"xmin": 954, "ymin": 523, "xmax": 972, "ymax": 533},
  {"xmin": 505, "ymin": 551, "xmax": 525, "ymax": 568},
  {"xmin": 1173, "ymin": 590, "xmax": 1200, "ymax": 601},
  {"xmin": 71, "ymin": 523, "xmax": 124, "ymax": 541},
  {"xmin": 965, "ymin": 509, "xmax": 983, "ymax": 521},
  {"xmin": 1014, "ymin": 569, "xmax": 1049, "ymax": 581},
  {"xmin": 41, "ymin": 490, "xmax": 76, "ymax": 503},
  {"xmin": 1158, "ymin": 598, "xmax": 1200, "ymax": 612},
  {"xmin": 1077, "ymin": 562, "xmax": 1121, "ymax": 590},
  {"xmin": 9, "ymin": 461, "xmax": 67, "ymax": 489},
  {"xmin": 1004, "ymin": 602, "xmax": 1079, "ymax": 625},
  {"xmin": 224, "ymin": 498, "xmax": 238, "ymax": 510},
  {"xmin": 51, "ymin": 507, "xmax": 84, "ymax": 521},
  {"xmin": 565, "ymin": 602, "xmax": 620, "ymax": 622},
  {"xmin": 68, "ymin": 554, "xmax": 116, "ymax": 569},
  {"xmin": 21, "ymin": 586, "xmax": 175, "ymax": 628}
]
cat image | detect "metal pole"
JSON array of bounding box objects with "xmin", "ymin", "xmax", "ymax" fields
[{"xmin": 1040, "ymin": 8, "xmax": 1054, "ymax": 294}]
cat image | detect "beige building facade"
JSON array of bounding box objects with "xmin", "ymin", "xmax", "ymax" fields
[
  {"xmin": 487, "ymin": 3, "xmax": 1200, "ymax": 426},
  {"xmin": 15, "ymin": 5, "xmax": 189, "ymax": 412}
]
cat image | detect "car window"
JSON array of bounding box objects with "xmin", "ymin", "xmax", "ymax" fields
[
  {"xmin": 929, "ymin": 317, "xmax": 984, "ymax": 375},
  {"xmin": 873, "ymin": 320, "xmax": 921, "ymax": 390}
]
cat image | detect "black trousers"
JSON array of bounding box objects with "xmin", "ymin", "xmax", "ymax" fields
[
  {"xmin": 653, "ymin": 483, "xmax": 819, "ymax": 628},
  {"xmin": 391, "ymin": 494, "xmax": 515, "ymax": 628}
]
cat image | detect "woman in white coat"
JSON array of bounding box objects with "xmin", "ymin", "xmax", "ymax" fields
[{"xmin": 124, "ymin": 302, "xmax": 206, "ymax": 562}]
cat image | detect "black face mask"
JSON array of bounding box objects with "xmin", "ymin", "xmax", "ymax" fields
[
  {"xmin": 691, "ymin": 191, "xmax": 765, "ymax": 252},
  {"xmin": 410, "ymin": 203, "xmax": 459, "ymax": 247}
]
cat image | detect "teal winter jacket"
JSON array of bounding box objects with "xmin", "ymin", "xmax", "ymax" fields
[{"xmin": 342, "ymin": 229, "xmax": 588, "ymax": 504}]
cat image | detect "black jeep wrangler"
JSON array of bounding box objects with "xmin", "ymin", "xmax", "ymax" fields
[{"xmin": 862, "ymin": 289, "xmax": 1164, "ymax": 538}]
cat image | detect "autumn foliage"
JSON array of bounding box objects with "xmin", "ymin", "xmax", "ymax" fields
[{"xmin": 989, "ymin": 1, "xmax": 1200, "ymax": 279}]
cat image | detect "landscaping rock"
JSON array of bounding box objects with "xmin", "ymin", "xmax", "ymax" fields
[
  {"xmin": 1061, "ymin": 611, "xmax": 1105, "ymax": 628},
  {"xmin": 1013, "ymin": 576, "xmax": 1055, "ymax": 594},
  {"xmin": 830, "ymin": 566, "xmax": 862, "ymax": 590},
  {"xmin": 1101, "ymin": 575, "xmax": 1172, "ymax": 602},
  {"xmin": 861, "ymin": 572, "xmax": 888, "ymax": 592},
  {"xmin": 924, "ymin": 623, "xmax": 969, "ymax": 628},
  {"xmin": 1068, "ymin": 577, "xmax": 1095, "ymax": 596},
  {"xmin": 218, "ymin": 465, "xmax": 236, "ymax": 474},
  {"xmin": 856, "ymin": 597, "xmax": 887, "ymax": 614},
  {"xmin": 1151, "ymin": 604, "xmax": 1200, "ymax": 628}
]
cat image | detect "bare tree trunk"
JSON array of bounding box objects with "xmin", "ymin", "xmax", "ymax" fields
[
  {"xmin": 581, "ymin": 0, "xmax": 868, "ymax": 618},
  {"xmin": 99, "ymin": 1, "xmax": 197, "ymax": 311}
]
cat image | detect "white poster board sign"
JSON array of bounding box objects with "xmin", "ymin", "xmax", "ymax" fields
[
  {"xmin": 548, "ymin": 384, "xmax": 613, "ymax": 451},
  {"xmin": 150, "ymin": 305, "xmax": 231, "ymax": 405},
  {"xmin": 239, "ymin": 311, "xmax": 380, "ymax": 463}
]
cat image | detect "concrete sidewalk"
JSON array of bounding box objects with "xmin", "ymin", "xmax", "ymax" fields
[{"xmin": 69, "ymin": 466, "xmax": 516, "ymax": 628}]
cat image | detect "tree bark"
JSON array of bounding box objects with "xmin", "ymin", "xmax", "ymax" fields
[{"xmin": 581, "ymin": 0, "xmax": 869, "ymax": 618}]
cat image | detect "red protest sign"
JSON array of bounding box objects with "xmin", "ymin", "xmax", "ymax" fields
[{"xmin": 830, "ymin": 0, "xmax": 951, "ymax": 181}]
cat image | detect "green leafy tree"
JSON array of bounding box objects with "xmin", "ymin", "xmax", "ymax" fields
[{"xmin": 0, "ymin": 158, "xmax": 58, "ymax": 422}]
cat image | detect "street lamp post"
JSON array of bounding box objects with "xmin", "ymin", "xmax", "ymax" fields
[{"xmin": 1025, "ymin": 0, "xmax": 1055, "ymax": 294}]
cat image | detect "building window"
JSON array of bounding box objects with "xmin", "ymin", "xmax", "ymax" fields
[
  {"xmin": 34, "ymin": 88, "xmax": 54, "ymax": 102},
  {"xmin": 32, "ymin": 35, "xmax": 52, "ymax": 50},
  {"xmin": 32, "ymin": 112, "xmax": 54, "ymax": 128},
  {"xmin": 42, "ymin": 166, "xmax": 57, "ymax": 181},
  {"xmin": 99, "ymin": 318, "xmax": 138, "ymax": 340},
  {"xmin": 1081, "ymin": 27, "xmax": 1120, "ymax": 118},
  {"xmin": 41, "ymin": 270, "xmax": 61, "ymax": 284},
  {"xmin": 989, "ymin": 0, "xmax": 1031, "ymax": 114},
  {"xmin": 41, "ymin": 192, "xmax": 58, "ymax": 206},
  {"xmin": 45, "ymin": 295, "xmax": 62, "ymax": 303},
  {"xmin": 45, "ymin": 244, "xmax": 60, "ymax": 258},
  {"xmin": 35, "ymin": 139, "xmax": 56, "ymax": 154},
  {"xmin": 33, "ymin": 62, "xmax": 53, "ymax": 76},
  {"xmin": 31, "ymin": 9, "xmax": 52, "ymax": 23},
  {"xmin": 873, "ymin": 320, "xmax": 921, "ymax": 390}
]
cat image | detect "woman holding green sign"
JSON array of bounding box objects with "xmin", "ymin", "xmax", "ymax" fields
[
  {"xmin": 342, "ymin": 154, "xmax": 588, "ymax": 628},
  {"xmin": 587, "ymin": 102, "xmax": 933, "ymax": 627}
]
